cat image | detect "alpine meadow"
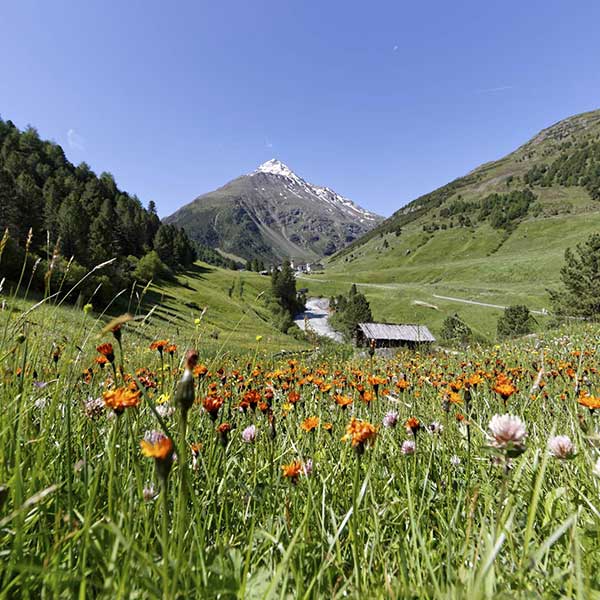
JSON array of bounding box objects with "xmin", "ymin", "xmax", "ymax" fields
[{"xmin": 2, "ymin": 2, "xmax": 600, "ymax": 599}]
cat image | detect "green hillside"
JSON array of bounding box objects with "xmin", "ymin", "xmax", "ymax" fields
[
  {"xmin": 147, "ymin": 262, "xmax": 310, "ymax": 354},
  {"xmin": 306, "ymin": 110, "xmax": 600, "ymax": 340},
  {"xmin": 7, "ymin": 260, "xmax": 309, "ymax": 357}
]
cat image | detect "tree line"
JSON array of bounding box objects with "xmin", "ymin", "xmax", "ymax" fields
[{"xmin": 0, "ymin": 117, "xmax": 223, "ymax": 305}]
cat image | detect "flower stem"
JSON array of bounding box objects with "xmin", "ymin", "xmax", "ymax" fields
[{"xmin": 161, "ymin": 478, "xmax": 170, "ymax": 600}]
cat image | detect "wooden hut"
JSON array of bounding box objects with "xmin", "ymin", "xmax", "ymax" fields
[{"xmin": 355, "ymin": 322, "xmax": 435, "ymax": 349}]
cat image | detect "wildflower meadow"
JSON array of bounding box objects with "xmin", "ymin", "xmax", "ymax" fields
[{"xmin": 1, "ymin": 287, "xmax": 600, "ymax": 599}]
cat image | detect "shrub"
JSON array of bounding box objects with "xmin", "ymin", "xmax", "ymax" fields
[
  {"xmin": 497, "ymin": 305, "xmax": 533, "ymax": 338},
  {"xmin": 440, "ymin": 314, "xmax": 472, "ymax": 344},
  {"xmin": 133, "ymin": 251, "xmax": 170, "ymax": 283}
]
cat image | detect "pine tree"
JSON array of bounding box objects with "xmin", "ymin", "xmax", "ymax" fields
[
  {"xmin": 0, "ymin": 169, "xmax": 20, "ymax": 237},
  {"xmin": 497, "ymin": 305, "xmax": 533, "ymax": 338},
  {"xmin": 271, "ymin": 260, "xmax": 299, "ymax": 314},
  {"xmin": 15, "ymin": 172, "xmax": 44, "ymax": 247},
  {"xmin": 58, "ymin": 193, "xmax": 87, "ymax": 260},
  {"xmin": 549, "ymin": 233, "xmax": 600, "ymax": 318},
  {"xmin": 329, "ymin": 285, "xmax": 372, "ymax": 339},
  {"xmin": 88, "ymin": 199, "xmax": 118, "ymax": 265}
]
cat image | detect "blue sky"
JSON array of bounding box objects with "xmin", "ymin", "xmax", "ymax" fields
[{"xmin": 1, "ymin": 0, "xmax": 600, "ymax": 217}]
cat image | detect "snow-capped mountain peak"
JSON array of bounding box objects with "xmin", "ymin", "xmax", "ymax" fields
[
  {"xmin": 252, "ymin": 158, "xmax": 378, "ymax": 222},
  {"xmin": 167, "ymin": 158, "xmax": 383, "ymax": 263},
  {"xmin": 256, "ymin": 159, "xmax": 297, "ymax": 179}
]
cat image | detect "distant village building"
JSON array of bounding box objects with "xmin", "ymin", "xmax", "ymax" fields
[
  {"xmin": 355, "ymin": 322, "xmax": 435, "ymax": 349},
  {"xmin": 307, "ymin": 262, "xmax": 324, "ymax": 273}
]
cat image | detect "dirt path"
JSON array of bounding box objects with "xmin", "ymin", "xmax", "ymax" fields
[
  {"xmin": 431, "ymin": 294, "xmax": 549, "ymax": 315},
  {"xmin": 294, "ymin": 298, "xmax": 343, "ymax": 342}
]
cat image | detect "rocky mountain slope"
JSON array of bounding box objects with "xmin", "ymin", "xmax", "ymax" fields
[{"xmin": 165, "ymin": 159, "xmax": 382, "ymax": 264}]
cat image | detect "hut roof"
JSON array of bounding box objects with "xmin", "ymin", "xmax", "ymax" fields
[{"xmin": 358, "ymin": 322, "xmax": 436, "ymax": 343}]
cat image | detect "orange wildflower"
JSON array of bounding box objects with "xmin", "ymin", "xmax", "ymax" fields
[
  {"xmin": 149, "ymin": 340, "xmax": 169, "ymax": 354},
  {"xmin": 282, "ymin": 461, "xmax": 303, "ymax": 484},
  {"xmin": 96, "ymin": 343, "xmax": 115, "ymax": 363},
  {"xmin": 216, "ymin": 422, "xmax": 232, "ymax": 447},
  {"xmin": 334, "ymin": 394, "xmax": 353, "ymax": 409},
  {"xmin": 140, "ymin": 431, "xmax": 174, "ymax": 480},
  {"xmin": 492, "ymin": 375, "xmax": 517, "ymax": 402},
  {"xmin": 396, "ymin": 379, "xmax": 410, "ymax": 391},
  {"xmin": 193, "ymin": 364, "xmax": 209, "ymax": 378},
  {"xmin": 467, "ymin": 373, "xmax": 483, "ymax": 387},
  {"xmin": 301, "ymin": 416, "xmax": 320, "ymax": 432},
  {"xmin": 445, "ymin": 390, "xmax": 462, "ymax": 404},
  {"xmin": 95, "ymin": 355, "xmax": 109, "ymax": 367},
  {"xmin": 361, "ymin": 390, "xmax": 375, "ymax": 403},
  {"xmin": 342, "ymin": 417, "xmax": 378, "ymax": 453},
  {"xmin": 103, "ymin": 386, "xmax": 142, "ymax": 413},
  {"xmin": 449, "ymin": 380, "xmax": 463, "ymax": 392},
  {"xmin": 217, "ymin": 422, "xmax": 232, "ymax": 434},
  {"xmin": 141, "ymin": 433, "xmax": 173, "ymax": 460},
  {"xmin": 203, "ymin": 395, "xmax": 224, "ymax": 420},
  {"xmin": 405, "ymin": 417, "xmax": 421, "ymax": 435},
  {"xmin": 578, "ymin": 394, "xmax": 600, "ymax": 411}
]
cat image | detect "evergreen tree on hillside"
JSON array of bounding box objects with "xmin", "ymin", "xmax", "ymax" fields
[
  {"xmin": 440, "ymin": 313, "xmax": 472, "ymax": 344},
  {"xmin": 497, "ymin": 305, "xmax": 533, "ymax": 338},
  {"xmin": 153, "ymin": 225, "xmax": 175, "ymax": 267},
  {"xmin": 271, "ymin": 260, "xmax": 299, "ymax": 314},
  {"xmin": 330, "ymin": 285, "xmax": 373, "ymax": 340},
  {"xmin": 58, "ymin": 194, "xmax": 87, "ymax": 259},
  {"xmin": 269, "ymin": 260, "xmax": 303, "ymax": 333},
  {"xmin": 88, "ymin": 199, "xmax": 119, "ymax": 265},
  {"xmin": 549, "ymin": 233, "xmax": 600, "ymax": 318},
  {"xmin": 15, "ymin": 172, "xmax": 44, "ymax": 244},
  {"xmin": 42, "ymin": 178, "xmax": 63, "ymax": 240},
  {"xmin": 0, "ymin": 169, "xmax": 20, "ymax": 238}
]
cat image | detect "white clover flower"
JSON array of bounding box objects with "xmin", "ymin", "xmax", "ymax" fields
[
  {"xmin": 487, "ymin": 414, "xmax": 526, "ymax": 455},
  {"xmin": 547, "ymin": 435, "xmax": 576, "ymax": 459},
  {"xmin": 242, "ymin": 424, "xmax": 257, "ymax": 443},
  {"xmin": 401, "ymin": 440, "xmax": 416, "ymax": 455},
  {"xmin": 383, "ymin": 411, "xmax": 399, "ymax": 428}
]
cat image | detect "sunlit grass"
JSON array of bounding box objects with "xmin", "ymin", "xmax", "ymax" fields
[
  {"xmin": 1, "ymin": 255, "xmax": 600, "ymax": 597},
  {"xmin": 0, "ymin": 276, "xmax": 600, "ymax": 598}
]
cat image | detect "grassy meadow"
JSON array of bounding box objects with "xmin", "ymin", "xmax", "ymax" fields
[{"xmin": 1, "ymin": 260, "xmax": 600, "ymax": 598}]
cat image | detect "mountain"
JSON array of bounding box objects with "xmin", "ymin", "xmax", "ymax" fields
[
  {"xmin": 165, "ymin": 159, "xmax": 383, "ymax": 264},
  {"xmin": 334, "ymin": 109, "xmax": 600, "ymax": 258},
  {"xmin": 313, "ymin": 109, "xmax": 600, "ymax": 340}
]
